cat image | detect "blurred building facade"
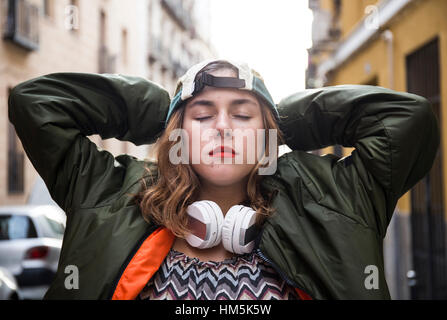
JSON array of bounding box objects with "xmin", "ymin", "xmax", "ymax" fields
[
  {"xmin": 147, "ymin": 0, "xmax": 213, "ymax": 95},
  {"xmin": 307, "ymin": 0, "xmax": 447, "ymax": 299},
  {"xmin": 0, "ymin": 0, "xmax": 215, "ymax": 206}
]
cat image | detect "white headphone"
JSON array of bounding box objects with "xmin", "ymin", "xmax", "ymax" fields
[{"xmin": 185, "ymin": 200, "xmax": 259, "ymax": 254}]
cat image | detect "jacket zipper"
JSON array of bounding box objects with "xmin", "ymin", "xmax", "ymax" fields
[{"xmin": 255, "ymin": 248, "xmax": 315, "ymax": 300}]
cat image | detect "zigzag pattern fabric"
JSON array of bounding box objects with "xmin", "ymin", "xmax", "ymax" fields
[{"xmin": 137, "ymin": 248, "xmax": 300, "ymax": 300}]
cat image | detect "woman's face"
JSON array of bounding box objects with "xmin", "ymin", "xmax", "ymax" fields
[{"xmin": 182, "ymin": 69, "xmax": 264, "ymax": 187}]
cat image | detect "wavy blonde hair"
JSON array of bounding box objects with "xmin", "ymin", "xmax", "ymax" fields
[{"xmin": 135, "ymin": 61, "xmax": 285, "ymax": 238}]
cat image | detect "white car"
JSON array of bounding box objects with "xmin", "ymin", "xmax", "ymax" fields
[
  {"xmin": 0, "ymin": 266, "xmax": 19, "ymax": 300},
  {"xmin": 0, "ymin": 205, "xmax": 66, "ymax": 300}
]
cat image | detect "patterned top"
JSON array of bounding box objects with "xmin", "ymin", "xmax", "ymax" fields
[{"xmin": 137, "ymin": 248, "xmax": 300, "ymax": 300}]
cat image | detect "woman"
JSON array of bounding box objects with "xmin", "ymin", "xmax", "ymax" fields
[
  {"xmin": 135, "ymin": 60, "xmax": 296, "ymax": 300},
  {"xmin": 8, "ymin": 59, "xmax": 439, "ymax": 300}
]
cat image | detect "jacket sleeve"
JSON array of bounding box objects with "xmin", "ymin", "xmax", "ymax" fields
[
  {"xmin": 277, "ymin": 84, "xmax": 440, "ymax": 235},
  {"xmin": 8, "ymin": 72, "xmax": 170, "ymax": 213}
]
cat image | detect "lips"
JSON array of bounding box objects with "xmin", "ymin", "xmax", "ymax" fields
[{"xmin": 209, "ymin": 146, "xmax": 236, "ymax": 158}]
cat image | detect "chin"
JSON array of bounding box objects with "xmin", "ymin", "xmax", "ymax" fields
[{"xmin": 193, "ymin": 164, "xmax": 251, "ymax": 187}]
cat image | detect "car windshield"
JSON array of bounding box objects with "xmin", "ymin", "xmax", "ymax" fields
[{"xmin": 0, "ymin": 215, "xmax": 38, "ymax": 240}]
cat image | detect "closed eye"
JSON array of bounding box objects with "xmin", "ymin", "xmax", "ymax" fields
[
  {"xmin": 194, "ymin": 116, "xmax": 212, "ymax": 121},
  {"xmin": 194, "ymin": 115, "xmax": 251, "ymax": 121},
  {"xmin": 235, "ymin": 115, "xmax": 251, "ymax": 120}
]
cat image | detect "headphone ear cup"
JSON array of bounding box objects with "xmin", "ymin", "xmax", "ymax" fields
[
  {"xmin": 222, "ymin": 205, "xmax": 244, "ymax": 254},
  {"xmin": 222, "ymin": 205, "xmax": 258, "ymax": 254},
  {"xmin": 201, "ymin": 200, "xmax": 224, "ymax": 247},
  {"xmin": 236, "ymin": 206, "xmax": 257, "ymax": 254},
  {"xmin": 185, "ymin": 200, "xmax": 223, "ymax": 249}
]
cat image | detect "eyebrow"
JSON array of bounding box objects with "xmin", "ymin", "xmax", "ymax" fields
[{"xmin": 188, "ymin": 98, "xmax": 258, "ymax": 109}]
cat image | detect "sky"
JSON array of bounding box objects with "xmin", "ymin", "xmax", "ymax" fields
[{"xmin": 208, "ymin": 0, "xmax": 313, "ymax": 104}]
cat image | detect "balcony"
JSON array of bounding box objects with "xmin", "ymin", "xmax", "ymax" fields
[
  {"xmin": 161, "ymin": 0, "xmax": 192, "ymax": 30},
  {"xmin": 98, "ymin": 45, "xmax": 117, "ymax": 74},
  {"xmin": 148, "ymin": 33, "xmax": 189, "ymax": 77},
  {"xmin": 3, "ymin": 0, "xmax": 39, "ymax": 51}
]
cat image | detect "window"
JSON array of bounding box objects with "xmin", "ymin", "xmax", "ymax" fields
[
  {"xmin": 8, "ymin": 88, "xmax": 25, "ymax": 194},
  {"xmin": 35, "ymin": 214, "xmax": 65, "ymax": 239},
  {"xmin": 0, "ymin": 215, "xmax": 38, "ymax": 240},
  {"xmin": 43, "ymin": 0, "xmax": 53, "ymax": 17},
  {"xmin": 121, "ymin": 28, "xmax": 128, "ymax": 65},
  {"xmin": 100, "ymin": 10, "xmax": 106, "ymax": 46},
  {"xmin": 66, "ymin": 0, "xmax": 79, "ymax": 32},
  {"xmin": 4, "ymin": 0, "xmax": 40, "ymax": 50},
  {"xmin": 46, "ymin": 217, "xmax": 64, "ymax": 237},
  {"xmin": 333, "ymin": 0, "xmax": 341, "ymax": 18},
  {"xmin": 98, "ymin": 10, "xmax": 116, "ymax": 73}
]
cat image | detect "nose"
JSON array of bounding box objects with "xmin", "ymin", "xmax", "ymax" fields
[{"xmin": 215, "ymin": 111, "xmax": 232, "ymax": 138}]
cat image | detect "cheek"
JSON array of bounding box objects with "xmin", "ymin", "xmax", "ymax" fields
[
  {"xmin": 235, "ymin": 127, "xmax": 264, "ymax": 164},
  {"xmin": 186, "ymin": 128, "xmax": 208, "ymax": 162},
  {"xmin": 182, "ymin": 124, "xmax": 201, "ymax": 160}
]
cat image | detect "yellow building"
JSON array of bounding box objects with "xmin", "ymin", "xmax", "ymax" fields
[{"xmin": 307, "ymin": 0, "xmax": 447, "ymax": 299}]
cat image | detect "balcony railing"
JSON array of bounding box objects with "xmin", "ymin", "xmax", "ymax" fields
[
  {"xmin": 148, "ymin": 34, "xmax": 189, "ymax": 77},
  {"xmin": 3, "ymin": 0, "xmax": 39, "ymax": 51},
  {"xmin": 98, "ymin": 45, "xmax": 117, "ymax": 74}
]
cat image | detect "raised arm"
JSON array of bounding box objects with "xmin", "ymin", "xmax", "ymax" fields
[
  {"xmin": 277, "ymin": 85, "xmax": 440, "ymax": 235},
  {"xmin": 8, "ymin": 72, "xmax": 170, "ymax": 213}
]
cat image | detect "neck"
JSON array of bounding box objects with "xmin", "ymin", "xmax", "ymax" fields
[{"xmin": 198, "ymin": 178, "xmax": 249, "ymax": 215}]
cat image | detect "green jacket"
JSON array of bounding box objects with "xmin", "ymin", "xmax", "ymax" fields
[{"xmin": 8, "ymin": 72, "xmax": 439, "ymax": 300}]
